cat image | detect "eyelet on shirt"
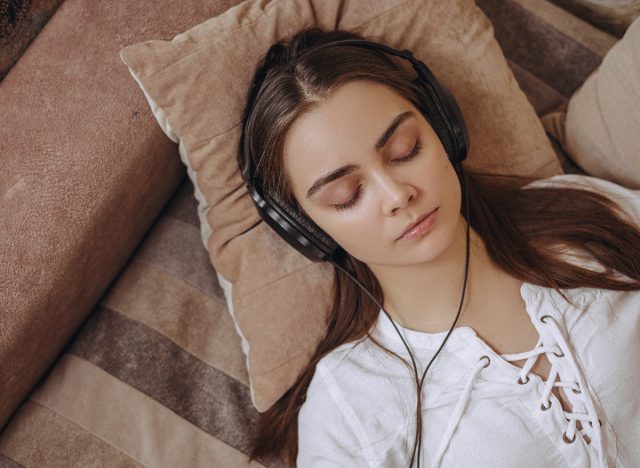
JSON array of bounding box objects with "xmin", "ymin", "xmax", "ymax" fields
[
  {"xmin": 540, "ymin": 317, "xmax": 565, "ymax": 355},
  {"xmin": 541, "ymin": 399, "xmax": 552, "ymax": 411},
  {"xmin": 589, "ymin": 418, "xmax": 603, "ymax": 427},
  {"xmin": 517, "ymin": 375, "xmax": 530, "ymax": 385},
  {"xmin": 479, "ymin": 355, "xmax": 491, "ymax": 368},
  {"xmin": 571, "ymin": 383, "xmax": 582, "ymax": 394},
  {"xmin": 563, "ymin": 431, "xmax": 576, "ymax": 444}
]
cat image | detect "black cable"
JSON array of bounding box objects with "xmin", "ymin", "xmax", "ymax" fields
[{"xmin": 329, "ymin": 163, "xmax": 471, "ymax": 467}]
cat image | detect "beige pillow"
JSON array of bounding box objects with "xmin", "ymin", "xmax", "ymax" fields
[
  {"xmin": 119, "ymin": 0, "xmax": 562, "ymax": 412},
  {"xmin": 541, "ymin": 16, "xmax": 640, "ymax": 190}
]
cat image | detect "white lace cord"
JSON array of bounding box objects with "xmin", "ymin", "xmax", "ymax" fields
[
  {"xmin": 501, "ymin": 317, "xmax": 603, "ymax": 454},
  {"xmin": 539, "ymin": 315, "xmax": 604, "ymax": 457},
  {"xmin": 431, "ymin": 356, "xmax": 490, "ymax": 468}
]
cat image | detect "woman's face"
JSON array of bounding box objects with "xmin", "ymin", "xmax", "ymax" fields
[{"xmin": 282, "ymin": 80, "xmax": 464, "ymax": 267}]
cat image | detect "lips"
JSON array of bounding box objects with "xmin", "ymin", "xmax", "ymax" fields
[{"xmin": 397, "ymin": 208, "xmax": 438, "ymax": 240}]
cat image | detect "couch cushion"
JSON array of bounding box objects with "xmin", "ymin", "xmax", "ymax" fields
[
  {"xmin": 0, "ymin": 0, "xmax": 247, "ymax": 430},
  {"xmin": 476, "ymin": 0, "xmax": 618, "ymax": 115},
  {"xmin": 0, "ymin": 176, "xmax": 280, "ymax": 467},
  {"xmin": 541, "ymin": 16, "xmax": 640, "ymax": 190}
]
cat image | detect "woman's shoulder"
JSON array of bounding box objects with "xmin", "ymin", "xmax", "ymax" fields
[
  {"xmin": 299, "ymin": 340, "xmax": 378, "ymax": 434},
  {"xmin": 305, "ymin": 334, "xmax": 396, "ymax": 402},
  {"xmin": 299, "ymin": 337, "xmax": 425, "ymax": 464},
  {"xmin": 311, "ymin": 337, "xmax": 373, "ymax": 379},
  {"xmin": 521, "ymin": 174, "xmax": 640, "ymax": 280},
  {"xmin": 297, "ymin": 343, "xmax": 370, "ymax": 466}
]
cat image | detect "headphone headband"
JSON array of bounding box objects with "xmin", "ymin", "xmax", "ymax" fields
[{"xmin": 240, "ymin": 38, "xmax": 469, "ymax": 263}]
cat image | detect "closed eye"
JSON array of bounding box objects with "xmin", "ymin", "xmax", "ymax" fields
[{"xmin": 331, "ymin": 137, "xmax": 422, "ymax": 212}]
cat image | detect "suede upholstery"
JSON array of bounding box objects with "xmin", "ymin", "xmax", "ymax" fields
[{"xmin": 0, "ymin": 0, "xmax": 245, "ymax": 431}]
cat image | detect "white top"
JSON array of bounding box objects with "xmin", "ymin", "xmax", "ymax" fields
[{"xmin": 297, "ymin": 174, "xmax": 640, "ymax": 468}]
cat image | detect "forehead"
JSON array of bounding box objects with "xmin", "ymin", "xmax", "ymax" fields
[{"xmin": 283, "ymin": 81, "xmax": 416, "ymax": 181}]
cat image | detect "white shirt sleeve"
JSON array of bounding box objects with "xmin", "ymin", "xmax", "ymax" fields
[
  {"xmin": 296, "ymin": 361, "xmax": 373, "ymax": 468},
  {"xmin": 524, "ymin": 174, "xmax": 640, "ymax": 226},
  {"xmin": 523, "ymin": 174, "xmax": 640, "ymax": 277}
]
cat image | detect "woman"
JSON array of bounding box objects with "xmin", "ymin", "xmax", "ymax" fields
[{"xmin": 239, "ymin": 26, "xmax": 640, "ymax": 467}]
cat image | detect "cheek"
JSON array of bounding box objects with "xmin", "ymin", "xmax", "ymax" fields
[
  {"xmin": 324, "ymin": 216, "xmax": 372, "ymax": 242},
  {"xmin": 429, "ymin": 156, "xmax": 458, "ymax": 192},
  {"xmin": 314, "ymin": 213, "xmax": 383, "ymax": 255}
]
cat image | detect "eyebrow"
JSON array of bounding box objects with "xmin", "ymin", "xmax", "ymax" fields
[{"xmin": 305, "ymin": 110, "xmax": 416, "ymax": 199}]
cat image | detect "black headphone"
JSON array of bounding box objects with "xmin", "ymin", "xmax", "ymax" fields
[{"xmin": 240, "ymin": 38, "xmax": 470, "ymax": 263}]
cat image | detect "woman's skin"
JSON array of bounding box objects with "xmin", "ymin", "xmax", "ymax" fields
[{"xmin": 282, "ymin": 79, "xmax": 574, "ymax": 411}]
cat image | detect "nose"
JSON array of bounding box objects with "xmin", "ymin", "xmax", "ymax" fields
[{"xmin": 376, "ymin": 172, "xmax": 417, "ymax": 216}]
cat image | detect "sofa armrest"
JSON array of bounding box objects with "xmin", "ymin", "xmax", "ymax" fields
[{"xmin": 0, "ymin": 0, "xmax": 188, "ymax": 429}]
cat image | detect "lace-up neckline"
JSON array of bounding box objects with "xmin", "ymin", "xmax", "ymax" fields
[
  {"xmin": 500, "ymin": 317, "xmax": 601, "ymax": 446},
  {"xmin": 374, "ymin": 281, "xmax": 611, "ymax": 468}
]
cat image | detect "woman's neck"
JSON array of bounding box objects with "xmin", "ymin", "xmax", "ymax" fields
[{"xmin": 370, "ymin": 216, "xmax": 505, "ymax": 333}]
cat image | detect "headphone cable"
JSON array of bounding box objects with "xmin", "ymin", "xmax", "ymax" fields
[{"xmin": 329, "ymin": 164, "xmax": 471, "ymax": 468}]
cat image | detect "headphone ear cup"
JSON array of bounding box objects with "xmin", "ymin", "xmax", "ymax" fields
[
  {"xmin": 412, "ymin": 76, "xmax": 470, "ymax": 167},
  {"xmin": 412, "ymin": 78, "xmax": 457, "ymax": 162},
  {"xmin": 262, "ymin": 190, "xmax": 341, "ymax": 261}
]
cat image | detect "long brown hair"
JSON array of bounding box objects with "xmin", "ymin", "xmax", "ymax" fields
[{"xmin": 239, "ymin": 26, "xmax": 640, "ymax": 467}]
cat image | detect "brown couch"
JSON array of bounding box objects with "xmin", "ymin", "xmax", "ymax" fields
[{"xmin": 0, "ymin": 0, "xmax": 619, "ymax": 466}]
